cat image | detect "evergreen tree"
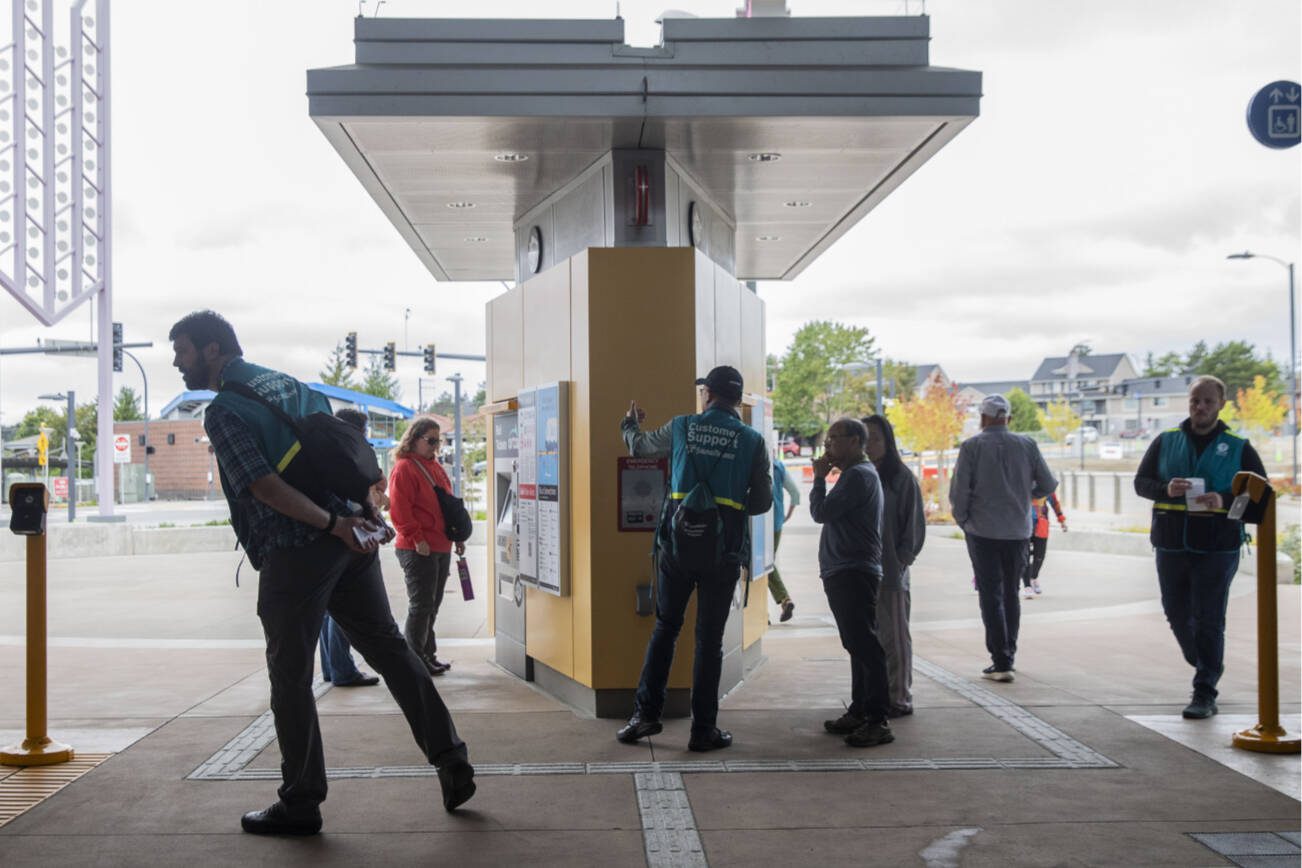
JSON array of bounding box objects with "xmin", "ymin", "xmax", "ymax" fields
[
  {"xmin": 113, "ymin": 386, "xmax": 143, "ymax": 421},
  {"xmin": 359, "ymin": 356, "xmax": 401, "ymax": 401},
  {"xmin": 319, "ymin": 343, "xmax": 357, "ymax": 389}
]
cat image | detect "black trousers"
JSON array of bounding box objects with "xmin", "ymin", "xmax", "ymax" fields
[
  {"xmin": 966, "ymin": 534, "xmax": 1028, "ymax": 671},
  {"xmin": 822, "ymin": 568, "xmax": 889, "ymax": 723},
  {"xmin": 1023, "ymin": 536, "xmax": 1048, "ymax": 585},
  {"xmin": 397, "ymin": 548, "xmax": 452, "ymax": 661},
  {"xmin": 633, "ymin": 554, "xmax": 740, "ymax": 734},
  {"xmin": 258, "ymin": 536, "xmax": 467, "ymax": 811}
]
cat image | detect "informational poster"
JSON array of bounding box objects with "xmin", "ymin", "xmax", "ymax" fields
[
  {"xmin": 516, "ymin": 391, "xmax": 538, "ymax": 584},
  {"xmin": 618, "ymin": 456, "xmax": 668, "ymax": 532},
  {"xmin": 534, "ymin": 383, "xmax": 564, "ymax": 595},
  {"xmin": 493, "ymin": 412, "xmax": 519, "ymax": 578},
  {"xmin": 749, "ymin": 397, "xmax": 776, "ymax": 581}
]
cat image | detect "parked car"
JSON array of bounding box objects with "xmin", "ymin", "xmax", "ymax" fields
[
  {"xmin": 1118, "ymin": 427, "xmax": 1150, "ymax": 440},
  {"xmin": 1064, "ymin": 427, "xmax": 1099, "ymax": 446},
  {"xmin": 781, "ymin": 438, "xmax": 801, "ymax": 457}
]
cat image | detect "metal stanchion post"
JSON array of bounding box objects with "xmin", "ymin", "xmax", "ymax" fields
[
  {"xmin": 1, "ymin": 484, "xmax": 74, "ymax": 767},
  {"xmin": 1230, "ymin": 471, "xmax": 1300, "ymax": 754}
]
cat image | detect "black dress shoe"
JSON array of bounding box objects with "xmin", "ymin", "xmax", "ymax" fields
[
  {"xmin": 616, "ymin": 715, "xmax": 663, "ymax": 744},
  {"xmin": 437, "ymin": 759, "xmax": 476, "ymax": 811},
  {"xmin": 333, "ymin": 673, "xmax": 380, "ymax": 687},
  {"xmin": 240, "ymin": 802, "xmax": 322, "ymax": 836},
  {"xmin": 687, "ymin": 728, "xmax": 732, "ymax": 752}
]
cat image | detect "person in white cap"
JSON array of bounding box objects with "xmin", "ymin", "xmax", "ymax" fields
[{"xmin": 950, "ymin": 393, "xmax": 1058, "ymax": 682}]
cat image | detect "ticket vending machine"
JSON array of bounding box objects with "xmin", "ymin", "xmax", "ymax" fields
[{"xmin": 491, "ymin": 411, "xmax": 529, "ymax": 679}]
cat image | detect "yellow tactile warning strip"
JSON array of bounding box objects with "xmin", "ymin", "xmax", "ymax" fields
[{"xmin": 0, "ymin": 754, "xmax": 111, "ymax": 828}]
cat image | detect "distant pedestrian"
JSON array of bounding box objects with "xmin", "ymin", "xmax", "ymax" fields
[
  {"xmin": 390, "ymin": 417, "xmax": 465, "ymax": 677},
  {"xmin": 1022, "ymin": 493, "xmax": 1066, "ymax": 599},
  {"xmin": 811, "ymin": 417, "xmax": 894, "ymax": 748},
  {"xmin": 768, "ymin": 456, "xmax": 801, "ymax": 622},
  {"xmin": 169, "ymin": 310, "xmax": 474, "ymax": 835},
  {"xmin": 316, "ymin": 408, "xmax": 386, "ymax": 688},
  {"xmin": 1133, "ymin": 375, "xmax": 1265, "ymax": 720},
  {"xmin": 950, "ymin": 394, "xmax": 1057, "ymax": 683},
  {"xmin": 863, "ymin": 414, "xmax": 926, "ymax": 718}
]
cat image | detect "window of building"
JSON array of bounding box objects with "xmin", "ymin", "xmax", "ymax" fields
[{"xmin": 1152, "ymin": 397, "xmax": 1167, "ymax": 407}]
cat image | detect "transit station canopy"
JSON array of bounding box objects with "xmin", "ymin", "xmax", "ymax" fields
[{"xmin": 307, "ymin": 15, "xmax": 981, "ymax": 282}]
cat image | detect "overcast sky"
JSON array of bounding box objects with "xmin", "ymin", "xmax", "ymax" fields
[{"xmin": 0, "ymin": 0, "xmax": 1298, "ymax": 424}]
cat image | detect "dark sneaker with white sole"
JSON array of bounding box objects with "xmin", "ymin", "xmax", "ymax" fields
[
  {"xmin": 823, "ymin": 712, "xmax": 866, "ymax": 735},
  {"xmin": 845, "ymin": 720, "xmax": 894, "ymax": 748}
]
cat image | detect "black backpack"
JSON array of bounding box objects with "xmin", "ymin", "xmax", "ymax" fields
[
  {"xmin": 667, "ymin": 426, "xmax": 739, "ymax": 574},
  {"xmin": 219, "ymin": 381, "xmax": 382, "ymax": 508}
]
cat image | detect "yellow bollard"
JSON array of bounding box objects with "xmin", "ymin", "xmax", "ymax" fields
[
  {"xmin": 0, "ymin": 483, "xmax": 74, "ymax": 767},
  {"xmin": 1229, "ymin": 472, "xmax": 1300, "ymax": 755}
]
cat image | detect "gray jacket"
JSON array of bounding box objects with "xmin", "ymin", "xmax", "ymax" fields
[
  {"xmin": 880, "ymin": 467, "xmax": 926, "ymax": 591},
  {"xmin": 949, "ymin": 426, "xmax": 1057, "ymax": 540}
]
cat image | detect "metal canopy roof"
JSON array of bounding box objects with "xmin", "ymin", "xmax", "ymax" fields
[{"xmin": 307, "ymin": 16, "xmax": 981, "ymax": 282}]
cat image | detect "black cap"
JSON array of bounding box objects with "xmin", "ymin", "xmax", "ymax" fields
[{"xmin": 696, "ymin": 365, "xmax": 744, "ymax": 402}]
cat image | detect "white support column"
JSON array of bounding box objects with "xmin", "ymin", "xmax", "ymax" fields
[{"xmin": 92, "ymin": 0, "xmax": 115, "ymax": 519}]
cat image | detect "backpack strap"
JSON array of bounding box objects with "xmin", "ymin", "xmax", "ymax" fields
[
  {"xmin": 219, "ymin": 380, "xmax": 304, "ymax": 437},
  {"xmin": 409, "ymin": 457, "xmax": 446, "ymax": 496}
]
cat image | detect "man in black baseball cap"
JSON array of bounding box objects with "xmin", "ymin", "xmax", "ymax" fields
[
  {"xmin": 616, "ymin": 364, "xmax": 771, "ymax": 752},
  {"xmin": 695, "ymin": 366, "xmax": 744, "ymax": 403}
]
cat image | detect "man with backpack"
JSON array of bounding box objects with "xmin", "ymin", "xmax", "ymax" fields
[
  {"xmin": 169, "ymin": 310, "xmax": 474, "ymax": 836},
  {"xmin": 616, "ymin": 365, "xmax": 772, "ymax": 752}
]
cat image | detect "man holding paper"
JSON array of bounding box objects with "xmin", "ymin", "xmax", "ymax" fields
[{"xmin": 1133, "ymin": 375, "xmax": 1266, "ymax": 720}]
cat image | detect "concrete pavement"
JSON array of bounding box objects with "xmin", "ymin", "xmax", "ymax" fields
[{"xmin": 0, "ymin": 501, "xmax": 1298, "ymax": 866}]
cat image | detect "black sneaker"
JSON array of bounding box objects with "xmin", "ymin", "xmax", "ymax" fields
[
  {"xmin": 616, "ymin": 715, "xmax": 663, "ymax": 744},
  {"xmin": 845, "ymin": 719, "xmax": 894, "ymax": 748},
  {"xmin": 240, "ymin": 802, "xmax": 322, "ymax": 836},
  {"xmin": 981, "ymin": 665, "xmax": 1014, "ymax": 683},
  {"xmin": 687, "ymin": 728, "xmax": 733, "ymax": 752},
  {"xmin": 1182, "ymin": 695, "xmax": 1218, "ymax": 719},
  {"xmin": 823, "ymin": 712, "xmax": 866, "ymax": 735}
]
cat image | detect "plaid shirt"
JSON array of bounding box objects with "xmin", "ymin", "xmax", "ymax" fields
[{"xmin": 205, "ymin": 402, "xmax": 351, "ymax": 570}]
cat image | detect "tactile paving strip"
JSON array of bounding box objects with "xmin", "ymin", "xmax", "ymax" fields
[
  {"xmin": 0, "ymin": 753, "xmax": 112, "ymax": 828},
  {"xmin": 636, "ymin": 771, "xmax": 708, "ymax": 868}
]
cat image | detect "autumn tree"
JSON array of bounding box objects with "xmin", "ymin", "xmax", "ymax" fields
[
  {"xmin": 886, "ymin": 383, "xmax": 966, "ymax": 459},
  {"xmin": 1041, "ymin": 399, "xmax": 1081, "ymax": 443},
  {"xmin": 1231, "ymin": 375, "xmax": 1288, "ymax": 433}
]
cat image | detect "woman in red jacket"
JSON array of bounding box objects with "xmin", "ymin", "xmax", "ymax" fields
[{"xmin": 390, "ymin": 417, "xmax": 465, "ymax": 676}]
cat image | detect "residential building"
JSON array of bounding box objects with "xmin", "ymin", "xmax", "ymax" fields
[
  {"xmin": 1115, "ymin": 374, "xmax": 1198, "ymax": 433},
  {"xmin": 1027, "ymin": 353, "xmax": 1140, "ymax": 435}
]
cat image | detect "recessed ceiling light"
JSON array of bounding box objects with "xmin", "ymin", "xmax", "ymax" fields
[
  {"xmin": 465, "ymin": 236, "xmax": 488, "ymax": 243},
  {"xmin": 494, "ymin": 152, "xmax": 529, "ymax": 163},
  {"xmin": 756, "ymin": 234, "xmax": 781, "ymax": 242},
  {"xmin": 784, "ymin": 200, "xmax": 812, "ymax": 208},
  {"xmin": 446, "ymin": 201, "xmax": 476, "ymax": 209},
  {"xmin": 747, "ymin": 152, "xmax": 782, "ymax": 163}
]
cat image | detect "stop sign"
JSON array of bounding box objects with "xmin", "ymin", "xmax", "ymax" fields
[
  {"xmin": 52, "ymin": 477, "xmax": 68, "ymax": 499},
  {"xmin": 113, "ymin": 434, "xmax": 132, "ymax": 464}
]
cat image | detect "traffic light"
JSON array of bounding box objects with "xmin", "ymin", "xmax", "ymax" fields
[
  {"xmin": 36, "ymin": 431, "xmax": 49, "ymax": 468},
  {"xmin": 344, "ymin": 332, "xmax": 358, "ymax": 368},
  {"xmin": 383, "ymin": 341, "xmax": 396, "ymax": 371},
  {"xmin": 423, "ymin": 343, "xmax": 436, "ymax": 374},
  {"xmin": 112, "ymin": 321, "xmax": 123, "ymax": 372}
]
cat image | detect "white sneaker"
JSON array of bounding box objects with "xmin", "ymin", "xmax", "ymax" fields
[
  {"xmin": 1022, "ymin": 585, "xmax": 1035, "ymax": 599},
  {"xmin": 1032, "ymin": 580, "xmax": 1042, "ymax": 595},
  {"xmin": 981, "ymin": 667, "xmax": 1015, "ymax": 683}
]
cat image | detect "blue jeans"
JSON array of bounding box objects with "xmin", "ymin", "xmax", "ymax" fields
[
  {"xmin": 318, "ymin": 613, "xmax": 363, "ymax": 684},
  {"xmin": 633, "ymin": 554, "xmax": 740, "ymax": 734},
  {"xmin": 1155, "ymin": 549, "xmax": 1240, "ymax": 699}
]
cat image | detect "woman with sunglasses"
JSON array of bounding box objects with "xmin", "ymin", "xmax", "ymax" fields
[{"xmin": 390, "ymin": 417, "xmax": 465, "ymax": 676}]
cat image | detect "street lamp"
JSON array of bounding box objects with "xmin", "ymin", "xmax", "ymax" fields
[
  {"xmin": 121, "ymin": 349, "xmax": 152, "ymax": 500},
  {"xmin": 37, "ymin": 391, "xmax": 75, "ymax": 523},
  {"xmin": 1227, "ymin": 251, "xmax": 1298, "ymax": 485}
]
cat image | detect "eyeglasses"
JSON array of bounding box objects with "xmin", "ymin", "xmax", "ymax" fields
[{"xmin": 422, "ymin": 435, "xmax": 441, "ymax": 446}]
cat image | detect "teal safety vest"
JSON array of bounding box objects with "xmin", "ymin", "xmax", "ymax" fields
[
  {"xmin": 669, "ymin": 408, "xmax": 763, "ymax": 513},
  {"xmin": 208, "ymin": 358, "xmax": 331, "ymax": 523},
  {"xmin": 1151, "ymin": 425, "xmax": 1247, "ymax": 553}
]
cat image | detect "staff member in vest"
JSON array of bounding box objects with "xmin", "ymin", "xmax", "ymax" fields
[
  {"xmin": 390, "ymin": 417, "xmax": 466, "ymax": 677},
  {"xmin": 169, "ymin": 311, "xmax": 474, "ymax": 835},
  {"xmin": 1133, "ymin": 375, "xmax": 1265, "ymax": 720},
  {"xmin": 616, "ymin": 365, "xmax": 772, "ymax": 752},
  {"xmin": 812, "ymin": 418, "xmax": 894, "ymax": 747}
]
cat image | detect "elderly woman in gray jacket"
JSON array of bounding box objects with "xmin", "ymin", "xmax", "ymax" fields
[{"xmin": 863, "ymin": 415, "xmax": 926, "ymax": 718}]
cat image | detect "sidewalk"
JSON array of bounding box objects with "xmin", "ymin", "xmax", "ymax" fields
[{"xmin": 0, "ymin": 507, "xmax": 1298, "ymax": 866}]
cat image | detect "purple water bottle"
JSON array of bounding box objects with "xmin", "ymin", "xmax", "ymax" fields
[{"xmin": 457, "ymin": 557, "xmax": 474, "ymax": 600}]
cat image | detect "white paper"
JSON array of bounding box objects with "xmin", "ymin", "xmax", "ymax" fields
[{"xmin": 1185, "ymin": 478, "xmax": 1207, "ymax": 512}]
